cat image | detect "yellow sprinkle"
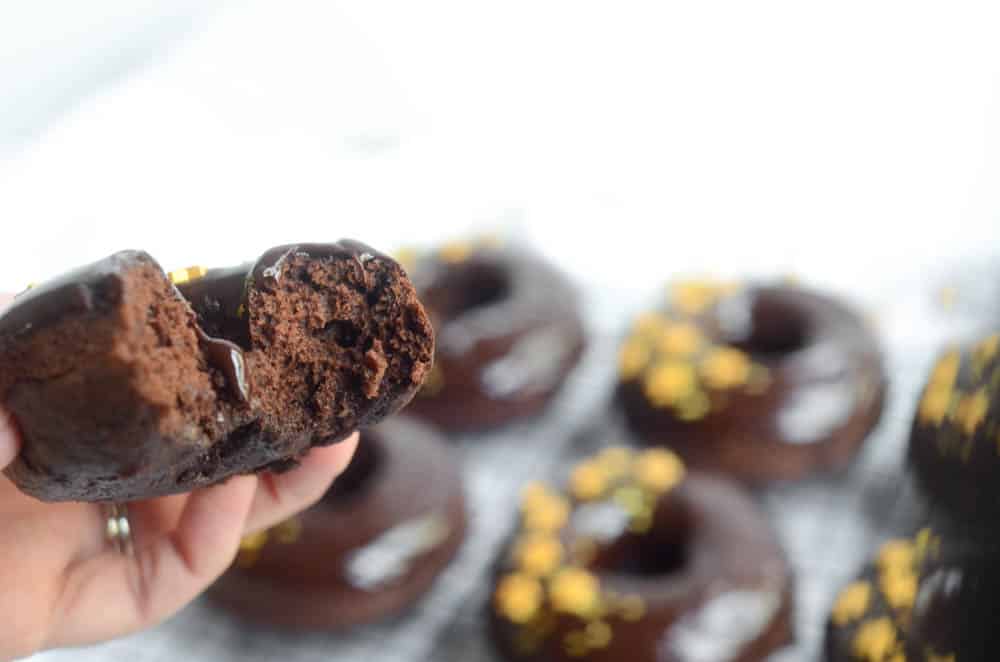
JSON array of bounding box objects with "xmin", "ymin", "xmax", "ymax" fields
[
  {"xmin": 633, "ymin": 448, "xmax": 685, "ymax": 493},
  {"xmin": 643, "ymin": 360, "xmax": 697, "ymax": 407},
  {"xmin": 618, "ymin": 338, "xmax": 652, "ymax": 380},
  {"xmin": 613, "ymin": 485, "xmax": 647, "ymax": 516},
  {"xmin": 852, "ymin": 617, "xmax": 898, "ymax": 662},
  {"xmin": 168, "ymin": 265, "xmax": 208, "ymax": 285},
  {"xmin": 618, "ymin": 594, "xmax": 647, "ymax": 622},
  {"xmin": 570, "ymin": 461, "xmax": 610, "ymax": 502},
  {"xmin": 655, "ymin": 322, "xmax": 702, "ymax": 356},
  {"xmin": 632, "ymin": 312, "xmax": 670, "ymax": 338},
  {"xmin": 676, "ymin": 389, "xmax": 711, "ymax": 421},
  {"xmin": 919, "ymin": 386, "xmax": 953, "ymax": 426},
  {"xmin": 877, "ymin": 540, "xmax": 915, "ymax": 572},
  {"xmin": 831, "ymin": 581, "xmax": 871, "ymax": 626},
  {"xmin": 913, "ymin": 528, "xmax": 941, "ymax": 562},
  {"xmin": 437, "ymin": 241, "xmax": 473, "ymax": 263},
  {"xmin": 521, "ymin": 482, "xmax": 553, "ymax": 511},
  {"xmin": 549, "ymin": 568, "xmax": 600, "ymax": 617},
  {"xmin": 495, "ymin": 573, "xmax": 544, "ymax": 624},
  {"xmin": 628, "ymin": 510, "xmax": 654, "ymax": 534},
  {"xmin": 955, "ymin": 388, "xmax": 989, "ymax": 437},
  {"xmin": 975, "ymin": 333, "xmax": 1000, "ymax": 363},
  {"xmin": 594, "ymin": 446, "xmax": 633, "ymax": 480},
  {"xmin": 584, "ymin": 621, "xmax": 612, "ymax": 649},
  {"xmin": 670, "ymin": 281, "xmax": 720, "ymax": 316},
  {"xmin": 930, "ymin": 351, "xmax": 961, "ymax": 387},
  {"xmin": 700, "ymin": 347, "xmax": 752, "ymax": 390},
  {"xmin": 523, "ymin": 493, "xmax": 570, "ymax": 532},
  {"xmin": 515, "ymin": 533, "xmax": 564, "ymax": 577},
  {"xmin": 239, "ymin": 530, "xmax": 268, "ymax": 552},
  {"xmin": 880, "ymin": 567, "xmax": 917, "ymax": 611},
  {"xmin": 272, "ymin": 517, "xmax": 303, "ymax": 544}
]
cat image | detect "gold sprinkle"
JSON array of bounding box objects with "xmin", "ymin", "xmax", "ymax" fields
[
  {"xmin": 613, "ymin": 485, "xmax": 647, "ymax": 516},
  {"xmin": 628, "ymin": 509, "xmax": 654, "ymax": 534},
  {"xmin": 495, "ymin": 573, "xmax": 544, "ymax": 624},
  {"xmin": 975, "ymin": 333, "xmax": 1000, "ymax": 363},
  {"xmin": 618, "ymin": 338, "xmax": 651, "ymax": 380},
  {"xmin": 643, "ymin": 360, "xmax": 697, "ymax": 407},
  {"xmin": 929, "ymin": 351, "xmax": 961, "ymax": 387},
  {"xmin": 168, "ymin": 265, "xmax": 208, "ymax": 285},
  {"xmin": 236, "ymin": 303, "xmax": 247, "ymax": 318},
  {"xmin": 584, "ymin": 621, "xmax": 612, "ymax": 649},
  {"xmin": 549, "ymin": 568, "xmax": 600, "ymax": 617},
  {"xmin": 523, "ymin": 492, "xmax": 570, "ymax": 532},
  {"xmin": 880, "ymin": 567, "xmax": 917, "ymax": 611},
  {"xmin": 437, "ymin": 241, "xmax": 473, "ymax": 263},
  {"xmin": 700, "ymin": 347, "xmax": 752, "ymax": 390},
  {"xmin": 670, "ymin": 281, "xmax": 720, "ymax": 316},
  {"xmin": 655, "ymin": 322, "xmax": 702, "ymax": 356},
  {"xmin": 514, "ymin": 533, "xmax": 564, "ymax": 577},
  {"xmin": 521, "ymin": 482, "xmax": 551, "ymax": 510},
  {"xmin": 676, "ymin": 389, "xmax": 711, "ymax": 421},
  {"xmin": 618, "ymin": 594, "xmax": 647, "ymax": 621},
  {"xmin": 955, "ymin": 388, "xmax": 989, "ymax": 437},
  {"xmin": 877, "ymin": 540, "xmax": 915, "ymax": 572},
  {"xmin": 632, "ymin": 312, "xmax": 670, "ymax": 338},
  {"xmin": 831, "ymin": 581, "xmax": 871, "ymax": 626},
  {"xmin": 919, "ymin": 386, "xmax": 953, "ymax": 427},
  {"xmin": 594, "ymin": 446, "xmax": 633, "ymax": 480},
  {"xmin": 239, "ymin": 530, "xmax": 268, "ymax": 552},
  {"xmin": 570, "ymin": 461, "xmax": 610, "ymax": 502},
  {"xmin": 852, "ymin": 617, "xmax": 898, "ymax": 662},
  {"xmin": 913, "ymin": 528, "xmax": 941, "ymax": 562},
  {"xmin": 272, "ymin": 517, "xmax": 303, "ymax": 544},
  {"xmin": 633, "ymin": 448, "xmax": 685, "ymax": 493}
]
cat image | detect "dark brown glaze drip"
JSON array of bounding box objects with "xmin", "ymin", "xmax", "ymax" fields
[
  {"xmin": 195, "ymin": 328, "xmax": 249, "ymax": 403},
  {"xmin": 617, "ymin": 282, "xmax": 886, "ymax": 483},
  {"xmin": 489, "ymin": 446, "xmax": 792, "ymax": 662},
  {"xmin": 208, "ymin": 417, "xmax": 467, "ymax": 630},
  {"xmin": 403, "ymin": 240, "xmax": 586, "ymax": 432}
]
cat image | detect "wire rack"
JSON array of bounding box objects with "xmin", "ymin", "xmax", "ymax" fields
[{"xmin": 27, "ymin": 265, "xmax": 1000, "ymax": 662}]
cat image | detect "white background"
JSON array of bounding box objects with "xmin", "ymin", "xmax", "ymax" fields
[{"xmin": 0, "ymin": 1, "xmax": 997, "ymax": 303}]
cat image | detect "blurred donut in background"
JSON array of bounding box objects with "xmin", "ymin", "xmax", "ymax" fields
[
  {"xmin": 208, "ymin": 417, "xmax": 466, "ymax": 629},
  {"xmin": 490, "ymin": 445, "xmax": 793, "ymax": 662},
  {"xmin": 617, "ymin": 279, "xmax": 886, "ymax": 483},
  {"xmin": 401, "ymin": 238, "xmax": 586, "ymax": 433}
]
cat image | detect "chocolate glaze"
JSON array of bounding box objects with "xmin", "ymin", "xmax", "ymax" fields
[
  {"xmin": 618, "ymin": 283, "xmax": 886, "ymax": 483},
  {"xmin": 490, "ymin": 448, "xmax": 793, "ymax": 662},
  {"xmin": 404, "ymin": 241, "xmax": 586, "ymax": 432},
  {"xmin": 1, "ymin": 242, "xmax": 434, "ymax": 502},
  {"xmin": 208, "ymin": 417, "xmax": 466, "ymax": 629}
]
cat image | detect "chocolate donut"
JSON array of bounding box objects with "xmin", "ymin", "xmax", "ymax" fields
[
  {"xmin": 825, "ymin": 529, "xmax": 997, "ymax": 662},
  {"xmin": 208, "ymin": 416, "xmax": 466, "ymax": 629},
  {"xmin": 617, "ymin": 279, "xmax": 885, "ymax": 483},
  {"xmin": 490, "ymin": 446, "xmax": 792, "ymax": 662},
  {"xmin": 1, "ymin": 242, "xmax": 434, "ymax": 502},
  {"xmin": 400, "ymin": 239, "xmax": 586, "ymax": 432},
  {"xmin": 907, "ymin": 333, "xmax": 1000, "ymax": 526}
]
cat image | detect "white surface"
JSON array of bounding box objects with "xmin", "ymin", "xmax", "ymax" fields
[{"xmin": 0, "ymin": 1, "xmax": 998, "ymax": 299}]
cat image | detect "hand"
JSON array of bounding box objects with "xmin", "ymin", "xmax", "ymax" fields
[{"xmin": 0, "ymin": 296, "xmax": 359, "ymax": 660}]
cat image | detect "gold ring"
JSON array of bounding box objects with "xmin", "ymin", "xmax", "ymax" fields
[{"xmin": 103, "ymin": 503, "xmax": 133, "ymax": 556}]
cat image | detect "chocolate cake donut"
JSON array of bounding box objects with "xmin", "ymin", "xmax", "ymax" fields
[
  {"xmin": 400, "ymin": 239, "xmax": 586, "ymax": 432},
  {"xmin": 825, "ymin": 331, "xmax": 1000, "ymax": 662},
  {"xmin": 617, "ymin": 279, "xmax": 885, "ymax": 482},
  {"xmin": 490, "ymin": 446, "xmax": 792, "ymax": 662},
  {"xmin": 209, "ymin": 416, "xmax": 466, "ymax": 629},
  {"xmin": 1, "ymin": 242, "xmax": 434, "ymax": 502}
]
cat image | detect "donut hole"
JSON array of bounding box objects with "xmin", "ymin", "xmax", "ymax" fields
[
  {"xmin": 732, "ymin": 293, "xmax": 810, "ymax": 357},
  {"xmin": 427, "ymin": 264, "xmax": 511, "ymax": 319},
  {"xmin": 323, "ymin": 432, "xmax": 382, "ymax": 502},
  {"xmin": 597, "ymin": 505, "xmax": 694, "ymax": 579},
  {"xmin": 613, "ymin": 535, "xmax": 689, "ymax": 577}
]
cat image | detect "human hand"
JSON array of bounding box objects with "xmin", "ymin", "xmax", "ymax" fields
[{"xmin": 0, "ymin": 296, "xmax": 359, "ymax": 660}]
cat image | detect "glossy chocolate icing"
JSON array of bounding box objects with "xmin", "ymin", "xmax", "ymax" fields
[
  {"xmin": 403, "ymin": 240, "xmax": 586, "ymax": 432},
  {"xmin": 209, "ymin": 416, "xmax": 467, "ymax": 629},
  {"xmin": 1, "ymin": 242, "xmax": 433, "ymax": 502},
  {"xmin": 490, "ymin": 446, "xmax": 793, "ymax": 662},
  {"xmin": 617, "ymin": 281, "xmax": 886, "ymax": 483}
]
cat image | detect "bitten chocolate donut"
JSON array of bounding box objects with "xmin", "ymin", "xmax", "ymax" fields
[
  {"xmin": 490, "ymin": 446, "xmax": 792, "ymax": 662},
  {"xmin": 1, "ymin": 242, "xmax": 434, "ymax": 502},
  {"xmin": 908, "ymin": 333, "xmax": 1000, "ymax": 525},
  {"xmin": 208, "ymin": 416, "xmax": 466, "ymax": 629},
  {"xmin": 825, "ymin": 529, "xmax": 998, "ymax": 662},
  {"xmin": 617, "ymin": 279, "xmax": 885, "ymax": 483},
  {"xmin": 400, "ymin": 239, "xmax": 586, "ymax": 432}
]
